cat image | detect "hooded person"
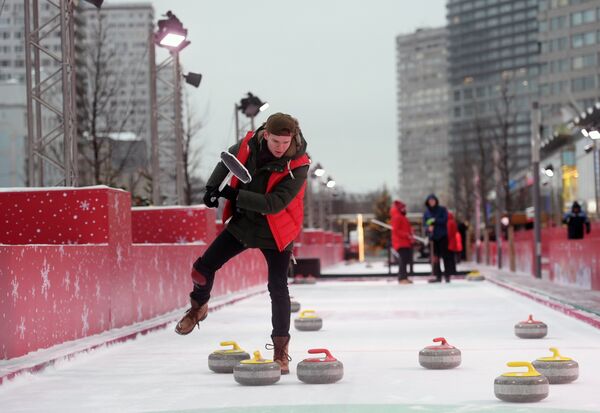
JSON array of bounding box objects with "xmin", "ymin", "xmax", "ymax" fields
[
  {"xmin": 423, "ymin": 194, "xmax": 452, "ymax": 282},
  {"xmin": 175, "ymin": 112, "xmax": 310, "ymax": 375},
  {"xmin": 390, "ymin": 200, "xmax": 414, "ymax": 284},
  {"xmin": 563, "ymin": 201, "xmax": 591, "ymax": 240}
]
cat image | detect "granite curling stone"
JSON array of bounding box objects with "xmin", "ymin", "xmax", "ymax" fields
[
  {"xmin": 515, "ymin": 314, "xmax": 548, "ymax": 339},
  {"xmin": 233, "ymin": 351, "xmax": 281, "ymax": 386},
  {"xmin": 466, "ymin": 270, "xmax": 485, "ymax": 281},
  {"xmin": 494, "ymin": 361, "xmax": 549, "ymax": 403},
  {"xmin": 418, "ymin": 337, "xmax": 461, "ymax": 369},
  {"xmin": 208, "ymin": 341, "xmax": 250, "ymax": 373},
  {"xmin": 297, "ymin": 348, "xmax": 344, "ymax": 384},
  {"xmin": 290, "ymin": 298, "xmax": 301, "ymax": 313},
  {"xmin": 532, "ymin": 347, "xmax": 579, "ymax": 384},
  {"xmin": 294, "ymin": 310, "xmax": 323, "ymax": 331}
]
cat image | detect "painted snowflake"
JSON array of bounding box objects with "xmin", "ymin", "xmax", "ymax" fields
[
  {"xmin": 40, "ymin": 259, "xmax": 51, "ymax": 300},
  {"xmin": 79, "ymin": 200, "xmax": 91, "ymax": 211}
]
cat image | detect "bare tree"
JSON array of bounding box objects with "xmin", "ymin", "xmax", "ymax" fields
[
  {"xmin": 182, "ymin": 90, "xmax": 205, "ymax": 205},
  {"xmin": 489, "ymin": 75, "xmax": 519, "ymax": 216},
  {"xmin": 77, "ymin": 10, "xmax": 149, "ymax": 191}
]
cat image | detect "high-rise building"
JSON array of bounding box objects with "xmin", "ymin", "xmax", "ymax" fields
[
  {"xmin": 537, "ymin": 0, "xmax": 600, "ymax": 214},
  {"xmin": 396, "ymin": 27, "xmax": 450, "ymax": 212},
  {"xmin": 447, "ymin": 0, "xmax": 540, "ymax": 214}
]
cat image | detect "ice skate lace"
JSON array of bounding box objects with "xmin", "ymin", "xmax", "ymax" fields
[{"xmin": 265, "ymin": 343, "xmax": 292, "ymax": 362}]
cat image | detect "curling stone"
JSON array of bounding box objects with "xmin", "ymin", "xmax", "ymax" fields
[
  {"xmin": 294, "ymin": 310, "xmax": 323, "ymax": 331},
  {"xmin": 233, "ymin": 351, "xmax": 281, "ymax": 386},
  {"xmin": 290, "ymin": 298, "xmax": 301, "ymax": 313},
  {"xmin": 515, "ymin": 314, "xmax": 547, "ymax": 339},
  {"xmin": 494, "ymin": 361, "xmax": 549, "ymax": 403},
  {"xmin": 208, "ymin": 341, "xmax": 250, "ymax": 373},
  {"xmin": 418, "ymin": 337, "xmax": 461, "ymax": 369},
  {"xmin": 532, "ymin": 347, "xmax": 579, "ymax": 384},
  {"xmin": 297, "ymin": 348, "xmax": 343, "ymax": 384},
  {"xmin": 466, "ymin": 270, "xmax": 485, "ymax": 281}
]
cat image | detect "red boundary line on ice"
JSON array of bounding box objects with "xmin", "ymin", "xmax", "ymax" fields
[
  {"xmin": 487, "ymin": 277, "xmax": 600, "ymax": 330},
  {"xmin": 0, "ymin": 289, "xmax": 267, "ymax": 385}
]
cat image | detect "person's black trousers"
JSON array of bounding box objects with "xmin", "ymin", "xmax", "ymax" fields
[
  {"xmin": 432, "ymin": 236, "xmax": 453, "ymax": 281},
  {"xmin": 397, "ymin": 248, "xmax": 413, "ymax": 280},
  {"xmin": 190, "ymin": 229, "xmax": 292, "ymax": 337}
]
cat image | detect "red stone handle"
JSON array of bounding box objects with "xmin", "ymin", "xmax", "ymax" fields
[
  {"xmin": 306, "ymin": 348, "xmax": 337, "ymax": 362},
  {"xmin": 433, "ymin": 337, "xmax": 448, "ymax": 346}
]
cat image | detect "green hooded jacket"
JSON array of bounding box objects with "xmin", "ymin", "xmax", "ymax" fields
[{"xmin": 206, "ymin": 126, "xmax": 309, "ymax": 250}]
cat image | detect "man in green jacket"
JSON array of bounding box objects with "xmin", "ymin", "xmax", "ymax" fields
[{"xmin": 175, "ymin": 113, "xmax": 310, "ymax": 375}]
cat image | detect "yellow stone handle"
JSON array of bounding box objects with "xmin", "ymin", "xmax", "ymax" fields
[
  {"xmin": 504, "ymin": 361, "xmax": 540, "ymax": 377},
  {"xmin": 300, "ymin": 310, "xmax": 316, "ymax": 318},
  {"xmin": 252, "ymin": 350, "xmax": 264, "ymax": 362},
  {"xmin": 219, "ymin": 341, "xmax": 242, "ymax": 351},
  {"xmin": 549, "ymin": 347, "xmax": 561, "ymax": 359}
]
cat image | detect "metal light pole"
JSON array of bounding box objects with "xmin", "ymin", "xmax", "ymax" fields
[
  {"xmin": 148, "ymin": 25, "xmax": 161, "ymax": 205},
  {"xmin": 173, "ymin": 51, "xmax": 184, "ymax": 205},
  {"xmin": 493, "ymin": 146, "xmax": 503, "ymax": 269},
  {"xmin": 594, "ymin": 140, "xmax": 600, "ymax": 218},
  {"xmin": 531, "ymin": 101, "xmax": 542, "ymax": 279}
]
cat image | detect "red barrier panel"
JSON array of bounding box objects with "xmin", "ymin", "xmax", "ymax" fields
[
  {"xmin": 0, "ymin": 188, "xmax": 268, "ymax": 360},
  {"xmin": 475, "ymin": 225, "xmax": 600, "ymax": 291},
  {"xmin": 0, "ymin": 186, "xmax": 120, "ymax": 245},
  {"xmin": 132, "ymin": 206, "xmax": 216, "ymax": 244}
]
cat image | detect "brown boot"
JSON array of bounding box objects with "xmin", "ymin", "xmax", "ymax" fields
[
  {"xmin": 268, "ymin": 336, "xmax": 291, "ymax": 374},
  {"xmin": 175, "ymin": 298, "xmax": 208, "ymax": 335}
]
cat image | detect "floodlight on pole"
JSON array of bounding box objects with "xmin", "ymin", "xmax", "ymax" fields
[
  {"xmin": 590, "ymin": 130, "xmax": 600, "ymax": 140},
  {"xmin": 326, "ymin": 177, "xmax": 336, "ymax": 188},
  {"xmin": 83, "ymin": 0, "xmax": 104, "ymax": 8},
  {"xmin": 313, "ymin": 163, "xmax": 325, "ymax": 177},
  {"xmin": 155, "ymin": 11, "xmax": 190, "ymax": 52},
  {"xmin": 184, "ymin": 72, "xmax": 202, "ymax": 88}
]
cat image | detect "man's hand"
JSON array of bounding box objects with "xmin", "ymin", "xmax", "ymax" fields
[
  {"xmin": 203, "ymin": 186, "xmax": 219, "ymax": 208},
  {"xmin": 219, "ymin": 185, "xmax": 239, "ymax": 202}
]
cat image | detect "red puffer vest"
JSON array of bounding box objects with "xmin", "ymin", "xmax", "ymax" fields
[{"xmin": 223, "ymin": 131, "xmax": 310, "ymax": 251}]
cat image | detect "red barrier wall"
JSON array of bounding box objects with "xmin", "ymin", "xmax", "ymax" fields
[
  {"xmin": 0, "ymin": 187, "xmax": 267, "ymax": 360},
  {"xmin": 131, "ymin": 206, "xmax": 216, "ymax": 244},
  {"xmin": 475, "ymin": 224, "xmax": 600, "ymax": 291},
  {"xmin": 0, "ymin": 187, "xmax": 344, "ymax": 360}
]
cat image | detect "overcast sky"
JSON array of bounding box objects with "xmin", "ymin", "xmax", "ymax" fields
[{"xmin": 150, "ymin": 0, "xmax": 447, "ymax": 194}]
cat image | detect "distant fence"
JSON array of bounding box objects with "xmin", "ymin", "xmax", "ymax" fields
[{"xmin": 474, "ymin": 225, "xmax": 600, "ymax": 291}]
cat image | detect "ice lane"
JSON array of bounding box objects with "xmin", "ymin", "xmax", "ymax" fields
[{"xmin": 1, "ymin": 279, "xmax": 599, "ymax": 413}]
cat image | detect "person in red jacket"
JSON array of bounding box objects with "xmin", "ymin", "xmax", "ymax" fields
[
  {"xmin": 390, "ymin": 200, "xmax": 414, "ymax": 284},
  {"xmin": 446, "ymin": 212, "xmax": 459, "ymax": 279},
  {"xmin": 175, "ymin": 113, "xmax": 309, "ymax": 375}
]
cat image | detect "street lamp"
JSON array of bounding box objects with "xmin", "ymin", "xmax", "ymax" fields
[
  {"xmin": 543, "ymin": 164, "xmax": 554, "ymax": 177},
  {"xmin": 234, "ymin": 92, "xmax": 269, "ymax": 141},
  {"xmin": 150, "ymin": 10, "xmax": 197, "ymax": 205}
]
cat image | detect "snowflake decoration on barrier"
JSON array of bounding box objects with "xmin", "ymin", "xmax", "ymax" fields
[
  {"xmin": 11, "ymin": 277, "xmax": 19, "ymax": 303},
  {"xmin": 81, "ymin": 304, "xmax": 89, "ymax": 336},
  {"xmin": 79, "ymin": 200, "xmax": 91, "ymax": 211},
  {"xmin": 17, "ymin": 317, "xmax": 26, "ymax": 339},
  {"xmin": 40, "ymin": 259, "xmax": 51, "ymax": 300}
]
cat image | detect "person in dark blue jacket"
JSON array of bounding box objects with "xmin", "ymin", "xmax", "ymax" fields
[
  {"xmin": 563, "ymin": 201, "xmax": 591, "ymax": 240},
  {"xmin": 423, "ymin": 194, "xmax": 452, "ymax": 282}
]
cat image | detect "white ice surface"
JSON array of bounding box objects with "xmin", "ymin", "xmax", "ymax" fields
[
  {"xmin": 1, "ymin": 279, "xmax": 599, "ymax": 413},
  {"xmin": 322, "ymin": 260, "xmax": 435, "ymax": 275}
]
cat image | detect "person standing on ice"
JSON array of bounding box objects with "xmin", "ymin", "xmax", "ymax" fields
[
  {"xmin": 445, "ymin": 211, "xmax": 459, "ymax": 277},
  {"xmin": 175, "ymin": 113, "xmax": 310, "ymax": 375},
  {"xmin": 563, "ymin": 201, "xmax": 591, "ymax": 240},
  {"xmin": 423, "ymin": 194, "xmax": 452, "ymax": 283},
  {"xmin": 390, "ymin": 200, "xmax": 414, "ymax": 284}
]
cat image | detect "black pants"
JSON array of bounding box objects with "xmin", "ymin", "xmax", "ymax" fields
[
  {"xmin": 431, "ymin": 236, "xmax": 454, "ymax": 281},
  {"xmin": 397, "ymin": 248, "xmax": 413, "ymax": 280},
  {"xmin": 190, "ymin": 229, "xmax": 292, "ymax": 337}
]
